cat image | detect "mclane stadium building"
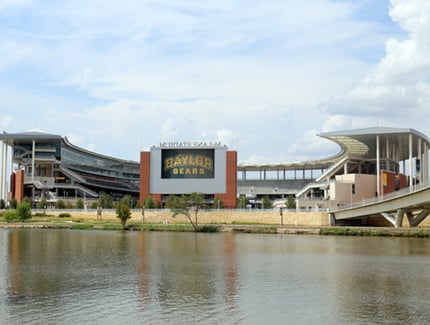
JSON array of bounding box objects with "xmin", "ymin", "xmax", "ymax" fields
[
  {"xmin": 0, "ymin": 127, "xmax": 429, "ymax": 212},
  {"xmin": 0, "ymin": 132, "xmax": 140, "ymax": 206}
]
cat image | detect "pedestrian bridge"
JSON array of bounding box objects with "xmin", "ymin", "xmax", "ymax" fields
[{"xmin": 329, "ymin": 182, "xmax": 430, "ymax": 227}]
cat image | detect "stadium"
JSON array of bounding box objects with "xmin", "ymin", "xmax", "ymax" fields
[{"xmin": 0, "ymin": 127, "xmax": 429, "ymax": 212}]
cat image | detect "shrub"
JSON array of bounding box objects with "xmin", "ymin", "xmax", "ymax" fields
[
  {"xmin": 58, "ymin": 213, "xmax": 72, "ymax": 218},
  {"xmin": 17, "ymin": 202, "xmax": 32, "ymax": 221},
  {"xmin": 3, "ymin": 210, "xmax": 19, "ymax": 222},
  {"xmin": 116, "ymin": 204, "xmax": 131, "ymax": 230},
  {"xmin": 195, "ymin": 225, "xmax": 220, "ymax": 233},
  {"xmin": 76, "ymin": 198, "xmax": 84, "ymax": 209},
  {"xmin": 38, "ymin": 198, "xmax": 47, "ymax": 209},
  {"xmin": 56, "ymin": 199, "xmax": 66, "ymax": 209}
]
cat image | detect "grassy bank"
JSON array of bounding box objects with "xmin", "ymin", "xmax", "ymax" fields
[
  {"xmin": 320, "ymin": 227, "xmax": 430, "ymax": 238},
  {"xmin": 1, "ymin": 214, "xmax": 430, "ymax": 237}
]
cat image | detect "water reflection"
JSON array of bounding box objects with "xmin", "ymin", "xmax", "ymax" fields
[{"xmin": 1, "ymin": 230, "xmax": 429, "ymax": 324}]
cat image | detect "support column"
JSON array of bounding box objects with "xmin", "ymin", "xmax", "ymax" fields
[
  {"xmin": 425, "ymin": 143, "xmax": 429, "ymax": 185},
  {"xmin": 0, "ymin": 141, "xmax": 5, "ymax": 201},
  {"xmin": 376, "ymin": 135, "xmax": 380, "ymax": 196},
  {"xmin": 32, "ymin": 140, "xmax": 36, "ymax": 182},
  {"xmin": 418, "ymin": 138, "xmax": 422, "ymax": 184},
  {"xmin": 409, "ymin": 134, "xmax": 413, "ymax": 190}
]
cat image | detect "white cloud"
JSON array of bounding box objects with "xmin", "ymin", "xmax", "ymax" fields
[
  {"xmin": 0, "ymin": 0, "xmax": 417, "ymax": 164},
  {"xmin": 323, "ymin": 0, "xmax": 430, "ymax": 130}
]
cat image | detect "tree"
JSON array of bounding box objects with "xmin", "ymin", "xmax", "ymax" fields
[
  {"xmin": 237, "ymin": 194, "xmax": 248, "ymax": 209},
  {"xmin": 144, "ymin": 196, "xmax": 156, "ymax": 209},
  {"xmin": 171, "ymin": 192, "xmax": 205, "ymax": 230},
  {"xmin": 56, "ymin": 199, "xmax": 66, "ymax": 209},
  {"xmin": 120, "ymin": 194, "xmax": 133, "ymax": 208},
  {"xmin": 16, "ymin": 202, "xmax": 32, "ymax": 221},
  {"xmin": 0, "ymin": 199, "xmax": 5, "ymax": 209},
  {"xmin": 38, "ymin": 198, "xmax": 47, "ymax": 209},
  {"xmin": 76, "ymin": 198, "xmax": 84, "ymax": 209},
  {"xmin": 99, "ymin": 193, "xmax": 113, "ymax": 209},
  {"xmin": 213, "ymin": 197, "xmax": 223, "ymax": 209},
  {"xmin": 164, "ymin": 194, "xmax": 178, "ymax": 209},
  {"xmin": 262, "ymin": 195, "xmax": 272, "ymax": 209},
  {"xmin": 116, "ymin": 204, "xmax": 131, "ymax": 230},
  {"xmin": 286, "ymin": 196, "xmax": 296, "ymax": 209}
]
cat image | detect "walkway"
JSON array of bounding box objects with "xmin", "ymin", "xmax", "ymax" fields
[{"xmin": 330, "ymin": 182, "xmax": 430, "ymax": 227}]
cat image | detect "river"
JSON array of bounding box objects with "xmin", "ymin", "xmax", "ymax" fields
[{"xmin": 0, "ymin": 229, "xmax": 429, "ymax": 324}]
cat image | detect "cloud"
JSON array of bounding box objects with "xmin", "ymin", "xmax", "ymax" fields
[
  {"xmin": 0, "ymin": 0, "xmax": 413, "ymax": 164},
  {"xmin": 323, "ymin": 0, "xmax": 430, "ymax": 128}
]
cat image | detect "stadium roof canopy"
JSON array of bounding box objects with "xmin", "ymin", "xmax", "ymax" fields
[{"xmin": 238, "ymin": 127, "xmax": 430, "ymax": 172}]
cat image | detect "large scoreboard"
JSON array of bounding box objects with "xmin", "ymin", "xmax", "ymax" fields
[
  {"xmin": 150, "ymin": 142, "xmax": 227, "ymax": 194},
  {"xmin": 161, "ymin": 149, "xmax": 215, "ymax": 179}
]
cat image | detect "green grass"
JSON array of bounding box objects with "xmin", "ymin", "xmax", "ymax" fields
[
  {"xmin": 320, "ymin": 227, "xmax": 430, "ymax": 238},
  {"xmin": 70, "ymin": 223, "xmax": 94, "ymax": 230},
  {"xmin": 232, "ymin": 227, "xmax": 278, "ymax": 234}
]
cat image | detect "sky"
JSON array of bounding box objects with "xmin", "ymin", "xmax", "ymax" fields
[{"xmin": 0, "ymin": 0, "xmax": 429, "ymax": 164}]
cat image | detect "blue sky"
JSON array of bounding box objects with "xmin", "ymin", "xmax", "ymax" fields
[{"xmin": 1, "ymin": 0, "xmax": 429, "ymax": 164}]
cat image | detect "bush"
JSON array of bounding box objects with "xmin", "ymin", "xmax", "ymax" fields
[
  {"xmin": 3, "ymin": 210, "xmax": 19, "ymax": 222},
  {"xmin": 116, "ymin": 204, "xmax": 131, "ymax": 230},
  {"xmin": 58, "ymin": 213, "xmax": 71, "ymax": 218},
  {"xmin": 38, "ymin": 198, "xmax": 47, "ymax": 210},
  {"xmin": 17, "ymin": 202, "xmax": 32, "ymax": 221},
  {"xmin": 56, "ymin": 199, "xmax": 66, "ymax": 209},
  {"xmin": 76, "ymin": 198, "xmax": 84, "ymax": 209}
]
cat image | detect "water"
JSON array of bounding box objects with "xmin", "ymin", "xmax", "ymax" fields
[{"xmin": 0, "ymin": 229, "xmax": 429, "ymax": 324}]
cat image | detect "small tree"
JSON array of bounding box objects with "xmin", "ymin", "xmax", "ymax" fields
[
  {"xmin": 16, "ymin": 202, "xmax": 32, "ymax": 221},
  {"xmin": 76, "ymin": 198, "xmax": 84, "ymax": 209},
  {"xmin": 116, "ymin": 204, "xmax": 131, "ymax": 230},
  {"xmin": 262, "ymin": 195, "xmax": 272, "ymax": 209},
  {"xmin": 237, "ymin": 194, "xmax": 248, "ymax": 209},
  {"xmin": 0, "ymin": 199, "xmax": 5, "ymax": 209},
  {"xmin": 286, "ymin": 196, "xmax": 296, "ymax": 209},
  {"xmin": 56, "ymin": 199, "xmax": 66, "ymax": 209},
  {"xmin": 164, "ymin": 194, "xmax": 178, "ymax": 209},
  {"xmin": 99, "ymin": 193, "xmax": 113, "ymax": 209},
  {"xmin": 213, "ymin": 197, "xmax": 223, "ymax": 209},
  {"xmin": 171, "ymin": 192, "xmax": 205, "ymax": 230},
  {"xmin": 38, "ymin": 198, "xmax": 47, "ymax": 209},
  {"xmin": 144, "ymin": 196, "xmax": 156, "ymax": 209},
  {"xmin": 120, "ymin": 194, "xmax": 133, "ymax": 208}
]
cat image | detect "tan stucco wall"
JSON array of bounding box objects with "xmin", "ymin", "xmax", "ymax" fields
[
  {"xmin": 57, "ymin": 208, "xmax": 430, "ymax": 228},
  {"xmin": 57, "ymin": 209, "xmax": 330, "ymax": 227}
]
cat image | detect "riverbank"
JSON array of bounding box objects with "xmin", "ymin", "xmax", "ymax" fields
[{"xmin": 1, "ymin": 219, "xmax": 429, "ymax": 237}]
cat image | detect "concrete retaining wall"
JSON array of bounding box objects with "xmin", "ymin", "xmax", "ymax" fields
[{"xmin": 54, "ymin": 209, "xmax": 330, "ymax": 227}]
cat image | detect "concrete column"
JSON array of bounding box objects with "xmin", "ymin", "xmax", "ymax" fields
[
  {"xmin": 409, "ymin": 134, "xmax": 413, "ymax": 190},
  {"xmin": 0, "ymin": 141, "xmax": 4, "ymax": 201},
  {"xmin": 418, "ymin": 138, "xmax": 422, "ymax": 184},
  {"xmin": 376, "ymin": 135, "xmax": 380, "ymax": 196},
  {"xmin": 386, "ymin": 138, "xmax": 389, "ymax": 160},
  {"xmin": 425, "ymin": 143, "xmax": 429, "ymax": 184},
  {"xmin": 32, "ymin": 139, "xmax": 36, "ymax": 182},
  {"xmin": 4, "ymin": 144, "xmax": 8, "ymax": 201}
]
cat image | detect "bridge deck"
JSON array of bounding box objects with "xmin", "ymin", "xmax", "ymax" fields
[{"xmin": 330, "ymin": 183, "xmax": 430, "ymax": 227}]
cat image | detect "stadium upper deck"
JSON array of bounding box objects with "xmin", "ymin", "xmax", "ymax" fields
[{"xmin": 0, "ymin": 132, "xmax": 140, "ymax": 204}]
